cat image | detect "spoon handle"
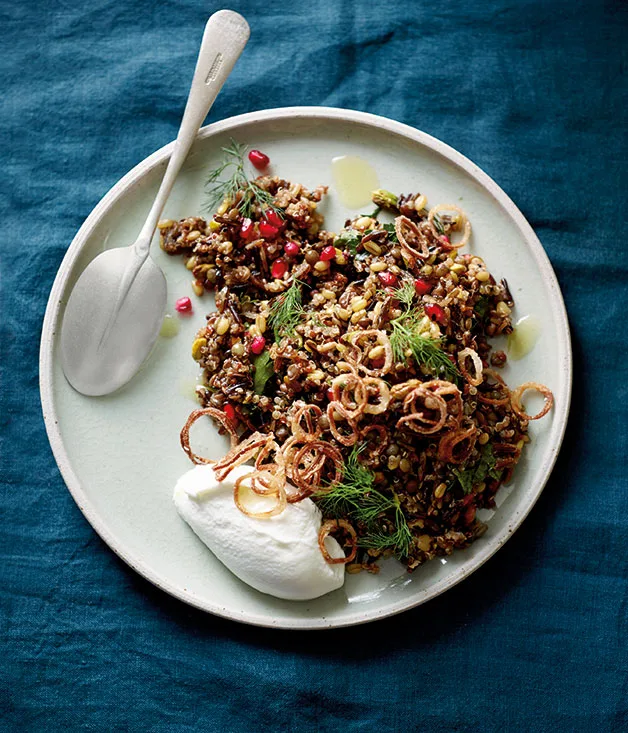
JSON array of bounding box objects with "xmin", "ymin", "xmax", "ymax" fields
[{"xmin": 135, "ymin": 10, "xmax": 250, "ymax": 255}]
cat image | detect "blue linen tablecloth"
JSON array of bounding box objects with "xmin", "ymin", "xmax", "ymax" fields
[{"xmin": 1, "ymin": 0, "xmax": 627, "ymax": 729}]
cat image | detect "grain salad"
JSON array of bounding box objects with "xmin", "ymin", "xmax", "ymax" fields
[{"xmin": 161, "ymin": 142, "xmax": 553, "ymax": 575}]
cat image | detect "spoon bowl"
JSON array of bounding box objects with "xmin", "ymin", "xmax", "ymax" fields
[
  {"xmin": 60, "ymin": 249, "xmax": 167, "ymax": 396},
  {"xmin": 59, "ymin": 10, "xmax": 250, "ymax": 396}
]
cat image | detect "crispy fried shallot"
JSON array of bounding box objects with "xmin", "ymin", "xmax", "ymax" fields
[
  {"xmin": 213, "ymin": 432, "xmax": 271, "ymax": 482},
  {"xmin": 330, "ymin": 373, "xmax": 367, "ymax": 420},
  {"xmin": 326, "ymin": 402, "xmax": 360, "ymax": 446},
  {"xmin": 318, "ymin": 519, "xmax": 358, "ymax": 564},
  {"xmin": 476, "ymin": 369, "xmax": 511, "ymax": 406},
  {"xmin": 437, "ymin": 424, "xmax": 478, "ymax": 464},
  {"xmin": 290, "ymin": 440, "xmax": 344, "ymax": 501},
  {"xmin": 394, "ymin": 215, "xmax": 429, "ymax": 260},
  {"xmin": 397, "ymin": 386, "xmax": 448, "ymax": 434},
  {"xmin": 428, "ymin": 204, "xmax": 471, "ymax": 249},
  {"xmin": 510, "ymin": 382, "xmax": 554, "ymax": 421},
  {"xmin": 290, "ymin": 402, "xmax": 323, "ymax": 440},
  {"xmin": 422, "ymin": 380, "xmax": 463, "ymax": 425},
  {"xmin": 362, "ymin": 377, "xmax": 391, "ymax": 415},
  {"xmin": 458, "ymin": 347, "xmax": 484, "ymax": 387},
  {"xmin": 180, "ymin": 408, "xmax": 238, "ymax": 465},
  {"xmin": 344, "ymin": 330, "xmax": 393, "ymax": 377},
  {"xmin": 233, "ymin": 471, "xmax": 287, "ymax": 518}
]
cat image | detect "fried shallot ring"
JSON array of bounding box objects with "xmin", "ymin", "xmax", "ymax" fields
[
  {"xmin": 362, "ymin": 377, "xmax": 391, "ymax": 415},
  {"xmin": 390, "ymin": 379, "xmax": 423, "ymax": 402},
  {"xmin": 428, "ymin": 204, "xmax": 471, "ymax": 249},
  {"xmin": 477, "ymin": 369, "xmax": 511, "ymax": 406},
  {"xmin": 330, "ymin": 373, "xmax": 367, "ymax": 420},
  {"xmin": 180, "ymin": 408, "xmax": 238, "ymax": 465},
  {"xmin": 213, "ymin": 432, "xmax": 271, "ymax": 482},
  {"xmin": 510, "ymin": 382, "xmax": 554, "ymax": 421},
  {"xmin": 458, "ymin": 347, "xmax": 484, "ymax": 387},
  {"xmin": 360, "ymin": 424, "xmax": 389, "ymax": 455},
  {"xmin": 327, "ymin": 402, "xmax": 360, "ymax": 446},
  {"xmin": 344, "ymin": 330, "xmax": 393, "ymax": 377},
  {"xmin": 281, "ymin": 436, "xmax": 324, "ymax": 490},
  {"xmin": 234, "ymin": 471, "xmax": 287, "ymax": 519},
  {"xmin": 290, "ymin": 402, "xmax": 323, "ymax": 440},
  {"xmin": 422, "ymin": 379, "xmax": 464, "ymax": 425},
  {"xmin": 248, "ymin": 440, "xmax": 287, "ymax": 496},
  {"xmin": 318, "ymin": 519, "xmax": 358, "ymax": 564},
  {"xmin": 394, "ymin": 215, "xmax": 429, "ymax": 260},
  {"xmin": 397, "ymin": 386, "xmax": 448, "ymax": 434},
  {"xmin": 291, "ymin": 440, "xmax": 344, "ymax": 501},
  {"xmin": 437, "ymin": 424, "xmax": 478, "ymax": 464}
]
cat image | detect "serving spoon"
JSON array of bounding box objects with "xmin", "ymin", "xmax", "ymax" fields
[{"xmin": 60, "ymin": 10, "xmax": 250, "ymax": 396}]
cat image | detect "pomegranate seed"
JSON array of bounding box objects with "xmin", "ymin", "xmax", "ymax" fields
[
  {"xmin": 240, "ymin": 218, "xmax": 255, "ymax": 240},
  {"xmin": 440, "ymin": 235, "xmax": 451, "ymax": 245},
  {"xmin": 259, "ymin": 220, "xmax": 279, "ymax": 239},
  {"xmin": 271, "ymin": 258, "xmax": 287, "ymax": 279},
  {"xmin": 250, "ymin": 336, "xmax": 266, "ymax": 355},
  {"xmin": 320, "ymin": 245, "xmax": 336, "ymax": 262},
  {"xmin": 327, "ymin": 388, "xmax": 335, "ymax": 401},
  {"xmin": 264, "ymin": 209, "xmax": 284, "ymax": 228},
  {"xmin": 175, "ymin": 296, "xmax": 192, "ymax": 314},
  {"xmin": 284, "ymin": 241, "xmax": 300, "ymax": 257},
  {"xmin": 425, "ymin": 303, "xmax": 447, "ymax": 325},
  {"xmin": 223, "ymin": 403, "xmax": 236, "ymax": 422},
  {"xmin": 378, "ymin": 271, "xmax": 397, "ymax": 287},
  {"xmin": 248, "ymin": 149, "xmax": 270, "ymax": 169},
  {"xmin": 414, "ymin": 278, "xmax": 432, "ymax": 296}
]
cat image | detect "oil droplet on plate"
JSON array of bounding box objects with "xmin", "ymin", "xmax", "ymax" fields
[
  {"xmin": 331, "ymin": 156, "xmax": 379, "ymax": 209},
  {"xmin": 178, "ymin": 377, "xmax": 201, "ymax": 402},
  {"xmin": 507, "ymin": 316, "xmax": 540, "ymax": 360},
  {"xmin": 160, "ymin": 314, "xmax": 180, "ymax": 338}
]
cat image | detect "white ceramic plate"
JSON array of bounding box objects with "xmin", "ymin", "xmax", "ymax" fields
[{"xmin": 40, "ymin": 107, "xmax": 572, "ymax": 629}]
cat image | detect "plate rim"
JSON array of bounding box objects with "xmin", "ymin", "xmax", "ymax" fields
[{"xmin": 39, "ymin": 105, "xmax": 573, "ymax": 629}]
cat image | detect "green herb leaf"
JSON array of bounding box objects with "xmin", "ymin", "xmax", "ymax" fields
[
  {"xmin": 432, "ymin": 213, "xmax": 445, "ymax": 235},
  {"xmin": 268, "ymin": 280, "xmax": 304, "ymax": 341},
  {"xmin": 204, "ymin": 138, "xmax": 283, "ymax": 219},
  {"xmin": 452, "ymin": 467, "xmax": 475, "ymax": 494},
  {"xmin": 359, "ymin": 500, "xmax": 413, "ymax": 558},
  {"xmin": 389, "ymin": 284, "xmax": 460, "ymax": 381},
  {"xmin": 314, "ymin": 444, "xmax": 412, "ymax": 559},
  {"xmin": 474, "ymin": 296, "xmax": 490, "ymax": 321},
  {"xmin": 453, "ymin": 443, "xmax": 501, "ymax": 494},
  {"xmin": 252, "ymin": 351, "xmax": 274, "ymax": 395},
  {"xmin": 335, "ymin": 228, "xmax": 362, "ymax": 255},
  {"xmin": 382, "ymin": 222, "xmax": 399, "ymax": 243},
  {"xmin": 360, "ymin": 207, "xmax": 381, "ymax": 218},
  {"xmin": 393, "ymin": 281, "xmax": 416, "ymax": 308}
]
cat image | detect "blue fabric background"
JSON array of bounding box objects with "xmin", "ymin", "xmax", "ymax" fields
[{"xmin": 1, "ymin": 0, "xmax": 627, "ymax": 730}]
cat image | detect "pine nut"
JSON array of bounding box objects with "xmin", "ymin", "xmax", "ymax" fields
[
  {"xmin": 215, "ymin": 316, "xmax": 231, "ymax": 335},
  {"xmin": 191, "ymin": 280, "xmax": 204, "ymax": 297},
  {"xmin": 370, "ymin": 261, "xmax": 388, "ymax": 272},
  {"xmin": 434, "ymin": 483, "xmax": 447, "ymax": 499},
  {"xmin": 363, "ymin": 241, "xmax": 382, "ymax": 256}
]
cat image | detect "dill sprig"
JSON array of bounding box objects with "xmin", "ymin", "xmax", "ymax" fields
[
  {"xmin": 268, "ymin": 280, "xmax": 304, "ymax": 341},
  {"xmin": 314, "ymin": 444, "xmax": 413, "ymax": 558},
  {"xmin": 359, "ymin": 501, "xmax": 413, "ymax": 558},
  {"xmin": 204, "ymin": 139, "xmax": 283, "ymax": 219},
  {"xmin": 432, "ymin": 213, "xmax": 445, "ymax": 235},
  {"xmin": 389, "ymin": 283, "xmax": 460, "ymax": 381}
]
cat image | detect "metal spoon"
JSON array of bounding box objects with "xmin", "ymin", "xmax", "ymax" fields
[{"xmin": 60, "ymin": 10, "xmax": 250, "ymax": 396}]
